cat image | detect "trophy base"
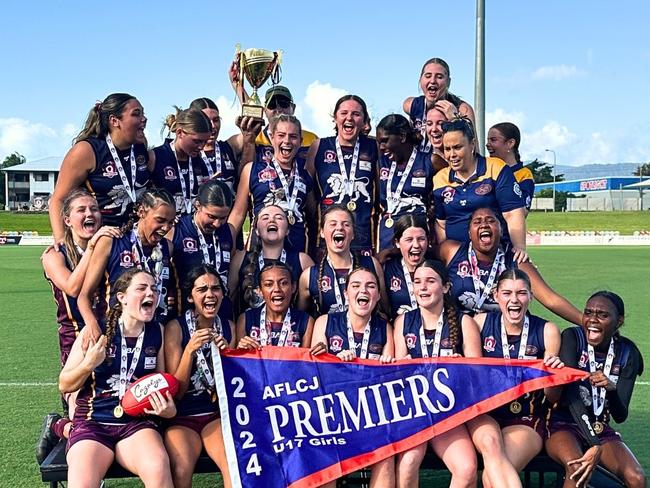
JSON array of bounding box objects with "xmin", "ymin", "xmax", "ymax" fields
[{"xmin": 242, "ymin": 104, "xmax": 265, "ymax": 119}]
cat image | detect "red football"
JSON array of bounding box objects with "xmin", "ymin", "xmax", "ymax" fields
[{"xmin": 121, "ymin": 372, "xmax": 179, "ymax": 417}]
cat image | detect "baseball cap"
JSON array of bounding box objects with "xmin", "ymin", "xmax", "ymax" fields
[{"xmin": 265, "ymin": 85, "xmax": 293, "ymax": 104}]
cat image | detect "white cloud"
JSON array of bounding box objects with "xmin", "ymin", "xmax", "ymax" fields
[
  {"xmin": 301, "ymin": 81, "xmax": 348, "ymax": 137},
  {"xmin": 485, "ymin": 108, "xmax": 526, "ymax": 131},
  {"xmin": 531, "ymin": 64, "xmax": 586, "ymax": 81},
  {"xmin": 215, "ymin": 95, "xmax": 241, "ymax": 141},
  {"xmin": 523, "ymin": 121, "xmax": 578, "ymax": 161},
  {"xmin": 0, "ymin": 118, "xmax": 74, "ymax": 162}
]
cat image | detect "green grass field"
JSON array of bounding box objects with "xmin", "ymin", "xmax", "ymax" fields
[{"xmin": 0, "ymin": 246, "xmax": 648, "ymax": 487}]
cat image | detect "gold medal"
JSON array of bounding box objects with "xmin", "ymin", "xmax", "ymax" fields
[
  {"xmin": 385, "ymin": 217, "xmax": 394, "ymax": 228},
  {"xmin": 287, "ymin": 212, "xmax": 296, "ymax": 225},
  {"xmin": 113, "ymin": 405, "xmax": 124, "ymax": 418},
  {"xmin": 593, "ymin": 421, "xmax": 604, "ymax": 434},
  {"xmin": 509, "ymin": 401, "xmax": 522, "ymax": 414},
  {"xmin": 347, "ymin": 201, "xmax": 356, "ymax": 211}
]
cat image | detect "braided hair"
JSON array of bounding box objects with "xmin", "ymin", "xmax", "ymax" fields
[{"xmin": 120, "ymin": 187, "xmax": 175, "ymax": 235}]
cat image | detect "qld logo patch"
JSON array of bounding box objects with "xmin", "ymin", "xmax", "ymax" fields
[
  {"xmin": 456, "ymin": 260, "xmax": 471, "ymax": 278},
  {"xmin": 102, "ymin": 161, "xmax": 118, "ymax": 178},
  {"xmin": 405, "ymin": 333, "xmax": 417, "ymax": 349},
  {"xmin": 328, "ymin": 335, "xmax": 344, "ymax": 353},
  {"xmin": 119, "ymin": 250, "xmax": 136, "ymax": 268},
  {"xmin": 390, "ymin": 276, "xmax": 402, "ymax": 292},
  {"xmin": 182, "ymin": 237, "xmax": 198, "ymax": 253},
  {"xmin": 475, "ymin": 183, "xmax": 493, "ymax": 195},
  {"xmin": 319, "ymin": 275, "xmax": 332, "ymax": 293},
  {"xmin": 442, "ymin": 187, "xmax": 455, "ymax": 204},
  {"xmin": 258, "ymin": 165, "xmax": 278, "ymax": 183},
  {"xmin": 483, "ymin": 335, "xmax": 496, "ymax": 353},
  {"xmin": 324, "ymin": 150, "xmax": 337, "ymax": 164},
  {"xmin": 164, "ymin": 166, "xmax": 177, "ymax": 181},
  {"xmin": 380, "ymin": 167, "xmax": 390, "ymax": 180}
]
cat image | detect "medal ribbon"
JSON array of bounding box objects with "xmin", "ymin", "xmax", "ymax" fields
[
  {"xmin": 326, "ymin": 253, "xmax": 353, "ymax": 312},
  {"xmin": 105, "ymin": 135, "xmax": 137, "ymax": 202},
  {"xmin": 386, "ymin": 148, "xmax": 418, "ymax": 215},
  {"xmin": 257, "ymin": 249, "xmax": 287, "ymax": 271},
  {"xmin": 500, "ymin": 315, "xmax": 530, "ymax": 359},
  {"xmin": 468, "ymin": 244, "xmax": 505, "ymax": 310},
  {"xmin": 346, "ymin": 313, "xmax": 372, "ymax": 359},
  {"xmin": 170, "ymin": 142, "xmax": 195, "ymax": 214},
  {"xmin": 193, "ymin": 218, "xmax": 223, "ymax": 278},
  {"xmin": 117, "ymin": 319, "xmax": 145, "ymax": 400},
  {"xmin": 185, "ymin": 310, "xmax": 220, "ymax": 389},
  {"xmin": 271, "ymin": 158, "xmax": 300, "ymax": 221},
  {"xmin": 335, "ymin": 138, "xmax": 360, "ymax": 200},
  {"xmin": 259, "ymin": 307, "xmax": 293, "ymax": 347},
  {"xmin": 401, "ymin": 258, "xmax": 417, "ymax": 310},
  {"xmin": 588, "ymin": 339, "xmax": 615, "ymax": 416},
  {"xmin": 419, "ymin": 104, "xmax": 432, "ymax": 153},
  {"xmin": 200, "ymin": 144, "xmax": 219, "ymax": 179},
  {"xmin": 130, "ymin": 227, "xmax": 164, "ymax": 306},
  {"xmin": 419, "ymin": 309, "xmax": 445, "ymax": 358}
]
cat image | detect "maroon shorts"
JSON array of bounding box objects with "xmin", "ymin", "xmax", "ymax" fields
[
  {"xmin": 58, "ymin": 325, "xmax": 78, "ymax": 367},
  {"xmin": 548, "ymin": 420, "xmax": 621, "ymax": 445},
  {"xmin": 494, "ymin": 415, "xmax": 548, "ymax": 440},
  {"xmin": 165, "ymin": 413, "xmax": 220, "ymax": 435},
  {"xmin": 67, "ymin": 418, "xmax": 159, "ymax": 453}
]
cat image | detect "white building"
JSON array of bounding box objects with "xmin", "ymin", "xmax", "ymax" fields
[{"xmin": 2, "ymin": 156, "xmax": 61, "ymax": 210}]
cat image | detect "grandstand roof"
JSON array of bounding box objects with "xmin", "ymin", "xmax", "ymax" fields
[{"xmin": 1, "ymin": 156, "xmax": 62, "ymax": 173}]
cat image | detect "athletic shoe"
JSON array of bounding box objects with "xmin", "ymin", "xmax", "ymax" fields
[{"xmin": 36, "ymin": 413, "xmax": 61, "ymax": 464}]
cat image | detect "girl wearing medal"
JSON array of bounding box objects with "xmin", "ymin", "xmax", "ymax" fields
[
  {"xmin": 305, "ymin": 95, "xmax": 378, "ymax": 255},
  {"xmin": 545, "ymin": 291, "xmax": 645, "ymax": 488},
  {"xmin": 472, "ymin": 269, "xmax": 564, "ymax": 488},
  {"xmin": 189, "ymin": 97, "xmax": 240, "ymax": 195},
  {"xmin": 310, "ymin": 266, "xmax": 395, "ymax": 488},
  {"xmin": 403, "ymin": 58, "xmax": 476, "ymax": 153},
  {"xmin": 163, "ymin": 264, "xmax": 234, "ymax": 488},
  {"xmin": 60, "ymin": 269, "xmax": 175, "ymax": 488},
  {"xmin": 79, "ymin": 188, "xmax": 177, "ymax": 342},
  {"xmin": 297, "ymin": 204, "xmax": 387, "ymax": 316},
  {"xmin": 375, "ymin": 114, "xmax": 434, "ymax": 252},
  {"xmin": 229, "ymin": 114, "xmax": 313, "ymax": 253},
  {"xmin": 440, "ymin": 207, "xmax": 583, "ymax": 325},
  {"xmin": 169, "ymin": 179, "xmax": 235, "ymax": 320},
  {"xmin": 50, "ymin": 93, "xmax": 151, "ymax": 241},
  {"xmin": 393, "ymin": 260, "xmax": 482, "ymax": 488},
  {"xmin": 381, "ymin": 215, "xmax": 429, "ymax": 319},
  {"xmin": 229, "ymin": 204, "xmax": 314, "ymax": 313},
  {"xmin": 150, "ymin": 108, "xmax": 212, "ymax": 215},
  {"xmin": 236, "ymin": 262, "xmax": 314, "ymax": 349}
]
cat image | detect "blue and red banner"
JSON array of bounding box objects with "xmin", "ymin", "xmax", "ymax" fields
[{"xmin": 213, "ymin": 347, "xmax": 586, "ymax": 488}]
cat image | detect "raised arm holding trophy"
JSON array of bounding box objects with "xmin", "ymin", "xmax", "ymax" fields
[{"xmin": 235, "ymin": 44, "xmax": 282, "ymax": 119}]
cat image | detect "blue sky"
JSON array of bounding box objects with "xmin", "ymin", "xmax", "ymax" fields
[{"xmin": 1, "ymin": 0, "xmax": 649, "ymax": 167}]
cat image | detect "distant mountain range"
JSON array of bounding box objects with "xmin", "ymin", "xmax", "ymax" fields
[{"xmin": 526, "ymin": 162, "xmax": 643, "ymax": 180}]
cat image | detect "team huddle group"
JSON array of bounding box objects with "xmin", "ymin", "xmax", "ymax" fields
[{"xmin": 37, "ymin": 56, "xmax": 644, "ymax": 488}]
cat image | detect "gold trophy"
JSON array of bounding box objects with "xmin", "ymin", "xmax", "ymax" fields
[{"xmin": 236, "ymin": 44, "xmax": 282, "ymax": 118}]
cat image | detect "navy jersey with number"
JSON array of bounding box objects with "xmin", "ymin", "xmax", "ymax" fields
[
  {"xmin": 84, "ymin": 137, "xmax": 150, "ymax": 227},
  {"xmin": 447, "ymin": 242, "xmax": 516, "ymax": 314},
  {"xmin": 308, "ymin": 254, "xmax": 375, "ymax": 315},
  {"xmin": 433, "ymin": 156, "xmax": 524, "ymax": 243},
  {"xmin": 383, "ymin": 257, "xmax": 416, "ymax": 319},
  {"xmin": 402, "ymin": 308, "xmax": 460, "ymax": 358},
  {"xmin": 74, "ymin": 322, "xmax": 162, "ymax": 424},
  {"xmin": 248, "ymin": 159, "xmax": 313, "ymax": 252},
  {"xmin": 377, "ymin": 150, "xmax": 433, "ymax": 251},
  {"xmin": 325, "ymin": 312, "xmax": 388, "ymax": 360},
  {"xmin": 314, "ymin": 136, "xmax": 377, "ymax": 251},
  {"xmin": 481, "ymin": 311, "xmax": 546, "ymax": 419},
  {"xmin": 511, "ymin": 161, "xmax": 535, "ymax": 211},
  {"xmin": 244, "ymin": 306, "xmax": 309, "ymax": 347},
  {"xmin": 102, "ymin": 232, "xmax": 174, "ymax": 323}
]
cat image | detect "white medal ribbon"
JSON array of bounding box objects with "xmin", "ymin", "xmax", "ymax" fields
[
  {"xmin": 170, "ymin": 142, "xmax": 195, "ymax": 214},
  {"xmin": 257, "ymin": 248, "xmax": 287, "ymax": 271},
  {"xmin": 117, "ymin": 319, "xmax": 145, "ymax": 400},
  {"xmin": 105, "ymin": 134, "xmax": 137, "ymax": 202},
  {"xmin": 335, "ymin": 138, "xmax": 360, "ymax": 198},
  {"xmin": 130, "ymin": 227, "xmax": 164, "ymax": 305},
  {"xmin": 185, "ymin": 310, "xmax": 221, "ymax": 389},
  {"xmin": 271, "ymin": 158, "xmax": 300, "ymax": 220},
  {"xmin": 258, "ymin": 307, "xmax": 293, "ymax": 347},
  {"xmin": 326, "ymin": 253, "xmax": 353, "ymax": 312},
  {"xmin": 419, "ymin": 309, "xmax": 445, "ymax": 358},
  {"xmin": 468, "ymin": 244, "xmax": 505, "ymax": 310},
  {"xmin": 386, "ymin": 148, "xmax": 418, "ymax": 215},
  {"xmin": 419, "ymin": 103, "xmax": 432, "ymax": 152},
  {"xmin": 401, "ymin": 258, "xmax": 417, "ymax": 310},
  {"xmin": 500, "ymin": 315, "xmax": 530, "ymax": 359},
  {"xmin": 200, "ymin": 144, "xmax": 219, "ymax": 179},
  {"xmin": 346, "ymin": 314, "xmax": 372, "ymax": 359},
  {"xmin": 194, "ymin": 218, "xmax": 221, "ymax": 270},
  {"xmin": 588, "ymin": 339, "xmax": 615, "ymax": 416}
]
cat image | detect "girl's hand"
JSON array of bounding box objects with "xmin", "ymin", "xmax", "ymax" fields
[
  {"xmin": 589, "ymin": 371, "xmax": 617, "ymax": 391},
  {"xmin": 144, "ymin": 390, "xmax": 176, "ymax": 418},
  {"xmin": 187, "ymin": 329, "xmax": 213, "ymax": 355},
  {"xmin": 82, "ymin": 335, "xmax": 107, "ymax": 370},
  {"xmin": 213, "ymin": 334, "xmax": 228, "ymax": 350},
  {"xmin": 544, "ymin": 355, "xmax": 565, "ymax": 369},
  {"xmin": 511, "ymin": 247, "xmax": 530, "ymax": 264},
  {"xmin": 568, "ymin": 445, "xmax": 602, "ymax": 487},
  {"xmin": 87, "ymin": 226, "xmax": 122, "ymax": 250},
  {"xmin": 310, "ymin": 342, "xmax": 327, "ymax": 356},
  {"xmin": 434, "ymin": 100, "xmax": 459, "ymax": 120},
  {"xmin": 237, "ymin": 336, "xmax": 261, "ymax": 350},
  {"xmin": 336, "ymin": 350, "xmax": 355, "ymax": 362},
  {"xmin": 379, "ymin": 355, "xmax": 395, "ymax": 364}
]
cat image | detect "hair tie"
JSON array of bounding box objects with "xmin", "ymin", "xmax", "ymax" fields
[{"xmin": 94, "ymin": 101, "xmax": 103, "ymax": 113}]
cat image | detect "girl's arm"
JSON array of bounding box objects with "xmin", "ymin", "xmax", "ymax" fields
[
  {"xmin": 460, "ymin": 314, "xmax": 483, "ymax": 358},
  {"xmin": 227, "ymin": 162, "xmax": 252, "ymax": 237},
  {"xmin": 301, "ymin": 316, "xmax": 316, "ymax": 348},
  {"xmin": 77, "ymin": 236, "xmax": 113, "ymax": 341},
  {"xmin": 392, "ymin": 314, "xmax": 409, "ymax": 359},
  {"xmin": 59, "ymin": 329, "xmax": 106, "ymax": 393}
]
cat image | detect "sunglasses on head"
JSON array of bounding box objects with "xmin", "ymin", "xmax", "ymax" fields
[{"xmin": 267, "ymin": 97, "xmax": 292, "ymax": 110}]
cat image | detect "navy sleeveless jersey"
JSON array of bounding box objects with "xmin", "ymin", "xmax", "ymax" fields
[
  {"xmin": 244, "ymin": 306, "xmax": 310, "ymax": 347},
  {"xmin": 433, "ymin": 156, "xmax": 524, "ymax": 243},
  {"xmin": 481, "ymin": 311, "xmax": 547, "ymax": 419},
  {"xmin": 74, "ymin": 322, "xmax": 162, "ymax": 424},
  {"xmin": 314, "ymin": 136, "xmax": 377, "ymax": 251},
  {"xmin": 325, "ymin": 312, "xmax": 388, "ymax": 360},
  {"xmin": 103, "ymin": 232, "xmax": 174, "ymax": 323},
  {"xmin": 447, "ymin": 242, "xmax": 516, "ymax": 314},
  {"xmin": 202, "ymin": 140, "xmax": 238, "ymax": 195},
  {"xmin": 248, "ymin": 159, "xmax": 312, "ymax": 252},
  {"xmin": 377, "ymin": 149, "xmax": 433, "ymax": 251},
  {"xmin": 84, "ymin": 137, "xmax": 150, "ymax": 227},
  {"xmin": 383, "ymin": 257, "xmax": 416, "ymax": 319},
  {"xmin": 402, "ymin": 308, "xmax": 461, "ymax": 358},
  {"xmin": 408, "ymin": 96, "xmax": 432, "ymax": 153},
  {"xmin": 308, "ymin": 254, "xmax": 375, "ymax": 315}
]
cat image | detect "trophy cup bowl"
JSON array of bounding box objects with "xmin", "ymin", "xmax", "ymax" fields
[{"xmin": 237, "ymin": 46, "xmax": 282, "ymax": 119}]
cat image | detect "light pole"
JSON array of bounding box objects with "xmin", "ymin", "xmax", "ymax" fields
[{"xmin": 545, "ymin": 149, "xmax": 557, "ymax": 212}]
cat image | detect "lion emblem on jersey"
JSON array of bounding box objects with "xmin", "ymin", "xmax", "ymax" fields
[
  {"xmin": 262, "ymin": 188, "xmax": 304, "ymax": 223},
  {"xmin": 325, "ymin": 174, "xmax": 372, "ymax": 203}
]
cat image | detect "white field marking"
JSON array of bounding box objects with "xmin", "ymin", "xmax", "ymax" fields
[{"xmin": 0, "ymin": 382, "xmax": 57, "ymax": 387}]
